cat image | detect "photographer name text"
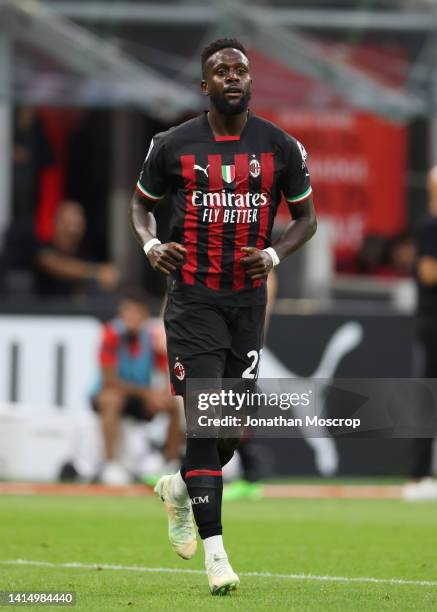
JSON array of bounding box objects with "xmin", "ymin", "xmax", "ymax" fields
[{"xmin": 197, "ymin": 415, "xmax": 361, "ymax": 429}]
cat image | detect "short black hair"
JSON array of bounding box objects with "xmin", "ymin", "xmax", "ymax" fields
[
  {"xmin": 201, "ymin": 38, "xmax": 248, "ymax": 77},
  {"xmin": 118, "ymin": 285, "xmax": 149, "ymax": 308}
]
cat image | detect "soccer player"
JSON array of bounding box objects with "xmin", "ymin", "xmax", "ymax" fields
[{"xmin": 130, "ymin": 38, "xmax": 316, "ymax": 594}]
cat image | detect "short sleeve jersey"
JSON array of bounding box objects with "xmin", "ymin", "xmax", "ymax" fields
[
  {"xmin": 136, "ymin": 111, "xmax": 312, "ymax": 306},
  {"xmin": 416, "ymin": 215, "xmax": 437, "ymax": 316},
  {"xmin": 90, "ymin": 319, "xmax": 168, "ymax": 397}
]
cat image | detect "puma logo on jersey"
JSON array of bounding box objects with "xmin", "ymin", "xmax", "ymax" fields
[
  {"xmin": 194, "ymin": 164, "xmax": 209, "ymax": 177},
  {"xmin": 297, "ymin": 140, "xmax": 308, "ymax": 168},
  {"xmin": 191, "ymin": 495, "xmax": 210, "ymax": 505}
]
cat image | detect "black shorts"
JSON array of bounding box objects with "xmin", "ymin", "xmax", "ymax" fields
[
  {"xmin": 91, "ymin": 395, "xmax": 154, "ymax": 422},
  {"xmin": 164, "ymin": 291, "xmax": 266, "ymax": 397}
]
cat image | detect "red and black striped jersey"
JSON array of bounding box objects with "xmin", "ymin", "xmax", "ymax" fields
[{"xmin": 136, "ymin": 111, "xmax": 312, "ymax": 306}]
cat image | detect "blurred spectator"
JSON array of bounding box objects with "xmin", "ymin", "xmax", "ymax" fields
[
  {"xmin": 91, "ymin": 288, "xmax": 181, "ymax": 485},
  {"xmin": 356, "ymin": 235, "xmax": 387, "ymax": 275},
  {"xmin": 357, "ymin": 231, "xmax": 415, "ymax": 277},
  {"xmin": 34, "ymin": 200, "xmax": 119, "ymax": 296},
  {"xmin": 0, "ymin": 108, "xmax": 54, "ymax": 294},
  {"xmin": 404, "ymin": 165, "xmax": 437, "ymax": 501},
  {"xmin": 386, "ymin": 231, "xmax": 415, "ymax": 277}
]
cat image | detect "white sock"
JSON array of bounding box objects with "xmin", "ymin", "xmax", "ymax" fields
[
  {"xmin": 171, "ymin": 470, "xmax": 188, "ymax": 503},
  {"xmin": 203, "ymin": 535, "xmax": 226, "ymax": 557}
]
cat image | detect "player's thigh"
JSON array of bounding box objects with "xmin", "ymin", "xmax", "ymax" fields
[
  {"xmin": 224, "ymin": 305, "xmax": 266, "ymax": 380},
  {"xmin": 92, "ymin": 388, "xmax": 126, "ymax": 413},
  {"xmin": 164, "ymin": 295, "xmax": 230, "ymax": 396}
]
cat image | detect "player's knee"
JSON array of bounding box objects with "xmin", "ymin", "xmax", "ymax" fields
[
  {"xmin": 165, "ymin": 396, "xmax": 180, "ymax": 416},
  {"xmin": 183, "ymin": 437, "xmax": 221, "ymax": 471},
  {"xmin": 217, "ymin": 437, "xmax": 241, "ymax": 467},
  {"xmin": 141, "ymin": 389, "xmax": 169, "ymax": 415},
  {"xmin": 96, "ymin": 387, "xmax": 124, "ymax": 413},
  {"xmin": 219, "ymin": 437, "xmax": 241, "ymax": 453}
]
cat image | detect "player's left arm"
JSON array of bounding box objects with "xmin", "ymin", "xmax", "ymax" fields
[
  {"xmin": 241, "ymin": 198, "xmax": 316, "ymax": 280},
  {"xmin": 272, "ymin": 135, "xmax": 317, "ymax": 261},
  {"xmin": 271, "ymin": 195, "xmax": 317, "ymax": 261}
]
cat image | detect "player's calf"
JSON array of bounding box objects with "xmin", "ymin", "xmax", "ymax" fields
[{"xmin": 183, "ymin": 468, "xmax": 223, "ymax": 540}]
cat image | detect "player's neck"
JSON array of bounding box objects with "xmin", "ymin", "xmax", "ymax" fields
[{"xmin": 207, "ymin": 108, "xmax": 248, "ymax": 137}]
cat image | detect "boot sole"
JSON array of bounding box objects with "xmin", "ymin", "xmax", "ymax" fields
[{"xmin": 210, "ymin": 582, "xmax": 239, "ymax": 596}]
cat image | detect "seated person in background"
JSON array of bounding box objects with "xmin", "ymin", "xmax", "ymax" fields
[
  {"xmin": 386, "ymin": 231, "xmax": 415, "ymax": 277},
  {"xmin": 92, "ymin": 288, "xmax": 182, "ymax": 485},
  {"xmin": 357, "ymin": 231, "xmax": 415, "ymax": 278},
  {"xmin": 34, "ymin": 200, "xmax": 119, "ymax": 296}
]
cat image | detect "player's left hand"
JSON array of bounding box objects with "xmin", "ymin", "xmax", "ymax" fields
[{"xmin": 240, "ymin": 247, "xmax": 274, "ymax": 280}]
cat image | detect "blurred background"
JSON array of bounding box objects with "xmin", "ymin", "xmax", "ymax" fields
[{"xmin": 0, "ymin": 0, "xmax": 436, "ymax": 490}]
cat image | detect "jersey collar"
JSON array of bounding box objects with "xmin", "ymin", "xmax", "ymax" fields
[{"xmin": 202, "ymin": 110, "xmax": 252, "ymax": 142}]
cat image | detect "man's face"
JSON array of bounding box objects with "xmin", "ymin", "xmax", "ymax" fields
[
  {"xmin": 55, "ymin": 203, "xmax": 86, "ymax": 245},
  {"xmin": 201, "ymin": 48, "xmax": 252, "ymax": 116},
  {"xmin": 119, "ymin": 300, "xmax": 148, "ymax": 334}
]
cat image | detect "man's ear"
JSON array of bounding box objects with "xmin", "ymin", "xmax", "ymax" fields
[{"xmin": 201, "ymin": 80, "xmax": 209, "ymax": 96}]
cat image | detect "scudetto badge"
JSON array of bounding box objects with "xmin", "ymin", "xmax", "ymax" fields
[{"xmin": 174, "ymin": 360, "xmax": 186, "ymax": 381}]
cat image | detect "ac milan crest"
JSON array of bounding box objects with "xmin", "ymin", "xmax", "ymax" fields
[
  {"xmin": 249, "ymin": 158, "xmax": 261, "ymax": 178},
  {"xmin": 174, "ymin": 360, "xmax": 186, "ymax": 381}
]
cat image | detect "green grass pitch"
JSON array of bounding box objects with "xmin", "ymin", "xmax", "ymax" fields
[{"xmin": 1, "ymin": 494, "xmax": 437, "ymax": 610}]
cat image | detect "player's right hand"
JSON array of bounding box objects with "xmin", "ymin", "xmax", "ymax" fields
[{"xmin": 147, "ymin": 242, "xmax": 186, "ymax": 275}]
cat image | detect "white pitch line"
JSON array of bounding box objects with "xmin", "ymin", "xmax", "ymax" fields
[{"xmin": 1, "ymin": 559, "xmax": 437, "ymax": 588}]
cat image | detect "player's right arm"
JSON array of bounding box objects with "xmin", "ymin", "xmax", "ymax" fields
[{"xmin": 129, "ymin": 136, "xmax": 186, "ymax": 275}]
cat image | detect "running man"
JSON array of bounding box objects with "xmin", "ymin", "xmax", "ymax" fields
[{"xmin": 130, "ymin": 38, "xmax": 316, "ymax": 595}]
